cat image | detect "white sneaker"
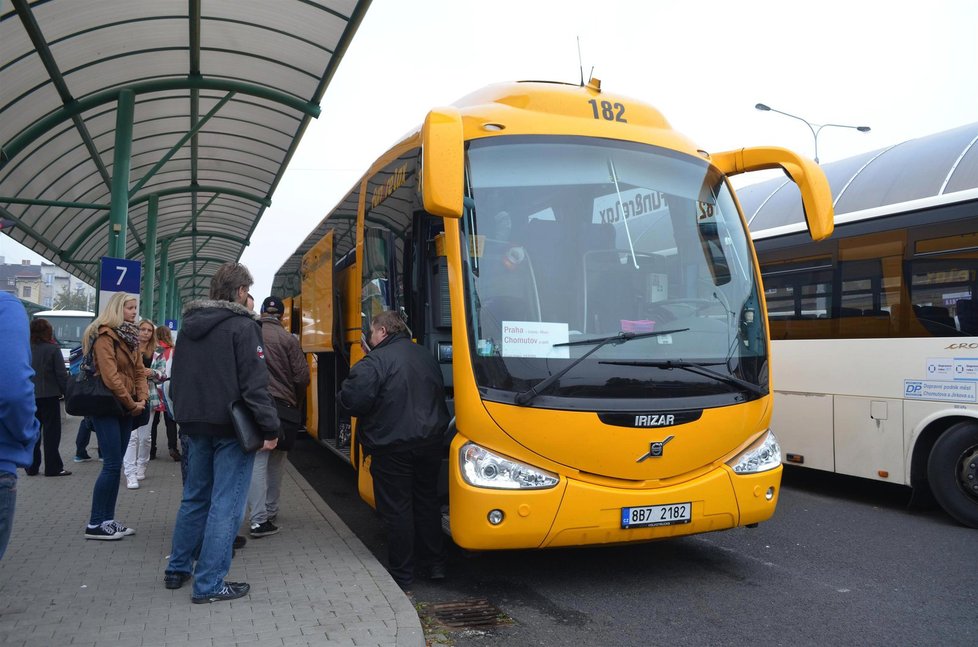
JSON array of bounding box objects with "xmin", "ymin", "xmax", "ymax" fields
[
  {"xmin": 136, "ymin": 470, "xmax": 146, "ymax": 481},
  {"xmin": 126, "ymin": 476, "xmax": 139, "ymax": 489}
]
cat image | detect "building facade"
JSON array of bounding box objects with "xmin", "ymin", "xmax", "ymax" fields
[{"xmin": 0, "ymin": 256, "xmax": 95, "ymax": 309}]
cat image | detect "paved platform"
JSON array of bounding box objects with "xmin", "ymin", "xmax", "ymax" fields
[{"xmin": 0, "ymin": 414, "xmax": 423, "ymax": 647}]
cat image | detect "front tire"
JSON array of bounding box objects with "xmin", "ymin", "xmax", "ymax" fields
[{"xmin": 927, "ymin": 421, "xmax": 978, "ymax": 528}]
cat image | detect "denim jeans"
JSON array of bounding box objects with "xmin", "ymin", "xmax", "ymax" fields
[
  {"xmin": 179, "ymin": 432, "xmax": 189, "ymax": 483},
  {"xmin": 89, "ymin": 414, "xmax": 134, "ymax": 525},
  {"xmin": 75, "ymin": 417, "xmax": 94, "ymax": 457},
  {"xmin": 247, "ymin": 449, "xmax": 285, "ymax": 526},
  {"xmin": 0, "ymin": 472, "xmax": 17, "ymax": 560},
  {"xmin": 167, "ymin": 435, "xmax": 255, "ymax": 597}
]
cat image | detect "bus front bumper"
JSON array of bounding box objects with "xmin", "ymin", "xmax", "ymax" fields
[{"xmin": 448, "ymin": 464, "xmax": 782, "ymax": 550}]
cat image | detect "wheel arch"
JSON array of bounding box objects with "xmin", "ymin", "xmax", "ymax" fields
[{"xmin": 908, "ymin": 411, "xmax": 978, "ymax": 503}]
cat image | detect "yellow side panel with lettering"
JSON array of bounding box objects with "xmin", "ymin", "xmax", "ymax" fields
[{"xmin": 300, "ymin": 230, "xmax": 334, "ymax": 352}]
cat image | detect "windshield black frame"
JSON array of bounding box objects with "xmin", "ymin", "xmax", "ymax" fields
[{"xmin": 459, "ymin": 135, "xmax": 768, "ymax": 411}]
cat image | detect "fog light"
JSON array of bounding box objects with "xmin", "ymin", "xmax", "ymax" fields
[
  {"xmin": 765, "ymin": 486, "xmax": 775, "ymax": 501},
  {"xmin": 487, "ymin": 509, "xmax": 504, "ymax": 525}
]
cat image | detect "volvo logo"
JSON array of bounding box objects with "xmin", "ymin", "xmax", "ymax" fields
[{"xmin": 636, "ymin": 436, "xmax": 675, "ymax": 462}]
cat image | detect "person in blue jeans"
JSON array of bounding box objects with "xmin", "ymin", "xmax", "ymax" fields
[
  {"xmin": 164, "ymin": 262, "xmax": 279, "ymax": 603},
  {"xmin": 0, "ymin": 292, "xmax": 41, "ymax": 559},
  {"xmin": 81, "ymin": 292, "xmax": 148, "ymax": 540},
  {"xmin": 74, "ymin": 417, "xmax": 96, "ymax": 461}
]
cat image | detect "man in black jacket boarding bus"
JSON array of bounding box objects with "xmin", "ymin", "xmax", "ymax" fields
[
  {"xmin": 164, "ymin": 262, "xmax": 279, "ymax": 604},
  {"xmin": 339, "ymin": 310, "xmax": 449, "ymax": 591}
]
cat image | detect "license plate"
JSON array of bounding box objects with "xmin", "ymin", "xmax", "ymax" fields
[{"xmin": 621, "ymin": 502, "xmax": 692, "ymax": 528}]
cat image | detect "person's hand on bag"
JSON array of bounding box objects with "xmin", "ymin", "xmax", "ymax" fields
[
  {"xmin": 131, "ymin": 400, "xmax": 146, "ymax": 416},
  {"xmin": 261, "ymin": 437, "xmax": 278, "ymax": 451}
]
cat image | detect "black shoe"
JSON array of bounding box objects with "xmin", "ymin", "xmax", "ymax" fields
[
  {"xmin": 425, "ymin": 562, "xmax": 446, "ymax": 581},
  {"xmin": 169, "ymin": 449, "xmax": 182, "ymax": 462},
  {"xmin": 107, "ymin": 520, "xmax": 136, "ymax": 536},
  {"xmin": 84, "ymin": 522, "xmax": 124, "ymax": 541},
  {"xmin": 233, "ymin": 535, "xmax": 247, "ymax": 549},
  {"xmin": 163, "ymin": 572, "xmax": 191, "ymax": 589},
  {"xmin": 191, "ymin": 581, "xmax": 250, "ymax": 604},
  {"xmin": 249, "ymin": 521, "xmax": 279, "ymax": 538},
  {"xmin": 25, "ymin": 469, "xmax": 38, "ymax": 476}
]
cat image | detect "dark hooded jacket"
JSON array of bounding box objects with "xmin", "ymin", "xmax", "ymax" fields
[
  {"xmin": 338, "ymin": 332, "xmax": 449, "ymax": 455},
  {"xmin": 170, "ymin": 299, "xmax": 279, "ymax": 440}
]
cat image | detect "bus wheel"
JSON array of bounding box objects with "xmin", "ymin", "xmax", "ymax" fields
[{"xmin": 927, "ymin": 421, "xmax": 978, "ymax": 528}]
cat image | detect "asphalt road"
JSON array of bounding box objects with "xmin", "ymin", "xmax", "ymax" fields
[{"xmin": 290, "ymin": 436, "xmax": 978, "ymax": 647}]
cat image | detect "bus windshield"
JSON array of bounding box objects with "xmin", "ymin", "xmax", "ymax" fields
[
  {"xmin": 462, "ymin": 136, "xmax": 767, "ymax": 407},
  {"xmin": 34, "ymin": 311, "xmax": 94, "ymax": 349}
]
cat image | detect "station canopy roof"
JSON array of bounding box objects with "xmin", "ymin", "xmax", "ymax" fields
[
  {"xmin": 1, "ymin": 0, "xmax": 372, "ymax": 297},
  {"xmin": 738, "ymin": 121, "xmax": 978, "ymax": 235}
]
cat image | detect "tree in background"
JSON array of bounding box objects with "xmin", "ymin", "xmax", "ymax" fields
[{"xmin": 53, "ymin": 284, "xmax": 94, "ymax": 311}]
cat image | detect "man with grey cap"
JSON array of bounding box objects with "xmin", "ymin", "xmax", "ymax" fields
[{"xmin": 246, "ymin": 296, "xmax": 309, "ymax": 537}]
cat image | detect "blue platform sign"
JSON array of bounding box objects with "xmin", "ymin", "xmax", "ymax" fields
[
  {"xmin": 165, "ymin": 319, "xmax": 178, "ymax": 331},
  {"xmin": 99, "ymin": 256, "xmax": 142, "ymax": 315}
]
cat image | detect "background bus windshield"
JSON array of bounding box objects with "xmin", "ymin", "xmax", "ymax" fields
[{"xmin": 462, "ymin": 136, "xmax": 767, "ymax": 407}]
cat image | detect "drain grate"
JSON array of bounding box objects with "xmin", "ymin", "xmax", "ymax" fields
[{"xmin": 427, "ymin": 598, "xmax": 512, "ymax": 629}]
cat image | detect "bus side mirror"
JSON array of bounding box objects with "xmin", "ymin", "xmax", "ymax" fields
[
  {"xmin": 712, "ymin": 146, "xmax": 834, "ymax": 241},
  {"xmin": 421, "ymin": 107, "xmax": 464, "ymax": 219}
]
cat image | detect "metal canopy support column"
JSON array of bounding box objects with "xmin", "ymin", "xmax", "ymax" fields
[
  {"xmin": 108, "ymin": 90, "xmax": 134, "ymax": 258},
  {"xmin": 168, "ymin": 265, "xmax": 179, "ymax": 325},
  {"xmin": 142, "ymin": 194, "xmax": 158, "ymax": 318},
  {"xmin": 158, "ymin": 240, "xmax": 169, "ymax": 323}
]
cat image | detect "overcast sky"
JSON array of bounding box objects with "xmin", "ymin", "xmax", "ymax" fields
[{"xmin": 3, "ymin": 0, "xmax": 976, "ymax": 306}]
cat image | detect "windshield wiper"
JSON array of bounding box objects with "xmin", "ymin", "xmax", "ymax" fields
[
  {"xmin": 598, "ymin": 359, "xmax": 767, "ymax": 396},
  {"xmin": 513, "ymin": 328, "xmax": 690, "ymax": 406}
]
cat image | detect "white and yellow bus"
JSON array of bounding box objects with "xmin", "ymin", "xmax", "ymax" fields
[
  {"xmin": 745, "ymin": 122, "xmax": 978, "ymax": 527},
  {"xmin": 272, "ymin": 79, "xmax": 833, "ymax": 549}
]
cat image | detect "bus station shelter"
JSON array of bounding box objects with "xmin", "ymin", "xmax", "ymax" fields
[{"xmin": 1, "ymin": 0, "xmax": 373, "ymax": 324}]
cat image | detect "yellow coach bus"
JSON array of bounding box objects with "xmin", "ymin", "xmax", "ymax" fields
[{"xmin": 271, "ymin": 79, "xmax": 834, "ymax": 550}]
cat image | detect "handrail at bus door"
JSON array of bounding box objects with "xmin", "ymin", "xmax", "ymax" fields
[{"xmin": 712, "ymin": 146, "xmax": 834, "ymax": 241}]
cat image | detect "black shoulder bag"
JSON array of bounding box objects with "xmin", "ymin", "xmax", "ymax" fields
[
  {"xmin": 228, "ymin": 400, "xmax": 263, "ymax": 453},
  {"xmin": 65, "ymin": 342, "xmax": 125, "ymax": 417}
]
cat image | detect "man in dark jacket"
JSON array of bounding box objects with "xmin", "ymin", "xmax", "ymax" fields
[
  {"xmin": 164, "ymin": 261, "xmax": 279, "ymax": 604},
  {"xmin": 339, "ymin": 310, "xmax": 449, "ymax": 590},
  {"xmin": 246, "ymin": 296, "xmax": 309, "ymax": 538}
]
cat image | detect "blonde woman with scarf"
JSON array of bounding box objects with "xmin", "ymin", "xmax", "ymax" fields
[{"xmin": 81, "ymin": 293, "xmax": 148, "ymax": 540}]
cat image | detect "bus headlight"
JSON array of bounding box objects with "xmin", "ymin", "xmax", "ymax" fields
[
  {"xmin": 460, "ymin": 442, "xmax": 559, "ymax": 489},
  {"xmin": 727, "ymin": 430, "xmax": 781, "ymax": 474}
]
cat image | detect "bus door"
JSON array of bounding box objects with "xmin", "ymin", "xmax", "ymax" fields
[{"xmin": 354, "ymin": 226, "xmax": 396, "ymax": 505}]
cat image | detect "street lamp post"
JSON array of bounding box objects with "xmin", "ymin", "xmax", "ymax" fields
[{"xmin": 755, "ymin": 103, "xmax": 870, "ymax": 164}]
